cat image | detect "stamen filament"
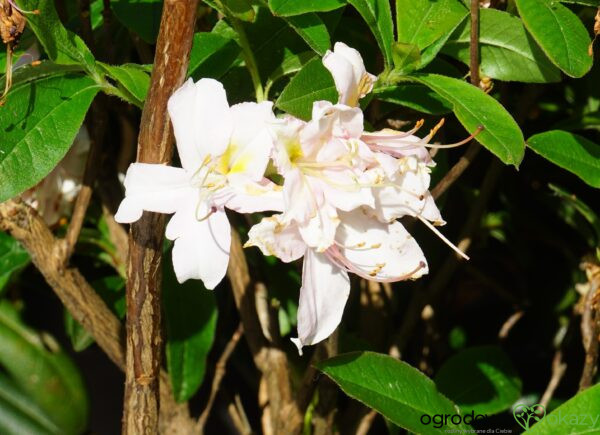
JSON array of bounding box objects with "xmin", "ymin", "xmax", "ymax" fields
[{"xmin": 417, "ymin": 215, "xmax": 469, "ymax": 260}]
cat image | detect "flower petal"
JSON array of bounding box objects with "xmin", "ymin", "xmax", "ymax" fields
[
  {"xmin": 297, "ymin": 201, "xmax": 339, "ymax": 252},
  {"xmin": 225, "ymin": 178, "xmax": 285, "ymax": 213},
  {"xmin": 218, "ymin": 101, "xmax": 275, "ymax": 180},
  {"xmin": 245, "ymin": 214, "xmax": 306, "ymax": 263},
  {"xmin": 291, "ymin": 249, "xmax": 350, "ymax": 354},
  {"xmin": 166, "ymin": 202, "xmax": 231, "ymax": 289},
  {"xmin": 167, "ymin": 78, "xmax": 233, "ymax": 171},
  {"xmin": 115, "ymin": 163, "xmax": 193, "ymax": 223},
  {"xmin": 337, "ymin": 209, "xmax": 429, "ymax": 281}
]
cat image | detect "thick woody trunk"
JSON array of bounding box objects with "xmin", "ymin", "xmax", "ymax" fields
[{"xmin": 122, "ymin": 1, "xmax": 198, "ymax": 433}]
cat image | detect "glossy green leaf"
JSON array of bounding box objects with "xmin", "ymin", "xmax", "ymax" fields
[
  {"xmin": 348, "ymin": 0, "xmax": 394, "ymax": 67},
  {"xmin": 265, "ymin": 51, "xmax": 316, "ymax": 97},
  {"xmin": 374, "ymin": 84, "xmax": 453, "ymax": 115},
  {"xmin": 396, "ymin": 0, "xmax": 468, "ymax": 63},
  {"xmin": 317, "ymin": 352, "xmax": 471, "ymax": 434},
  {"xmin": 0, "ymin": 233, "xmax": 29, "ymax": 295},
  {"xmin": 269, "ymin": 0, "xmax": 346, "ymax": 16},
  {"xmin": 164, "ymin": 252, "xmax": 218, "ymax": 403},
  {"xmin": 0, "ymin": 302, "xmax": 88, "ymax": 434},
  {"xmin": 110, "ymin": 0, "xmax": 163, "ymax": 43},
  {"xmin": 17, "ymin": 0, "xmax": 96, "ymax": 73},
  {"xmin": 515, "ymin": 0, "xmax": 593, "ymax": 77},
  {"xmin": 100, "ymin": 62, "xmax": 150, "ymax": 105},
  {"xmin": 443, "ymin": 9, "xmax": 561, "ymax": 83},
  {"xmin": 0, "ymin": 373, "xmax": 60, "ymax": 435},
  {"xmin": 434, "ymin": 346, "xmax": 522, "ymax": 415},
  {"xmin": 527, "ymin": 130, "xmax": 600, "ymax": 188},
  {"xmin": 410, "ymin": 73, "xmax": 525, "ymax": 166},
  {"xmin": 0, "ymin": 72, "xmax": 100, "ymax": 202},
  {"xmin": 524, "ymin": 383, "xmax": 600, "ymax": 433},
  {"xmin": 561, "ymin": 0, "xmax": 600, "ymax": 5},
  {"xmin": 391, "ymin": 42, "xmax": 421, "ymax": 75},
  {"xmin": 285, "ymin": 13, "xmax": 331, "ymax": 55},
  {"xmin": 188, "ymin": 32, "xmax": 241, "ymax": 80},
  {"xmin": 276, "ymin": 57, "xmax": 337, "ymax": 120}
]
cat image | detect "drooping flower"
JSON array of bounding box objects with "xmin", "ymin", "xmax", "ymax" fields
[
  {"xmin": 323, "ymin": 42, "xmax": 377, "ymax": 107},
  {"xmin": 115, "ymin": 78, "xmax": 283, "ymax": 288}
]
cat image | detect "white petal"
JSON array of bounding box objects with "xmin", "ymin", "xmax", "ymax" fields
[
  {"xmin": 168, "ymin": 78, "xmax": 232, "ymax": 172},
  {"xmin": 297, "ymin": 202, "xmax": 339, "ymax": 252},
  {"xmin": 225, "ymin": 179, "xmax": 285, "ymax": 213},
  {"xmin": 115, "ymin": 163, "xmax": 193, "ymax": 223},
  {"xmin": 218, "ymin": 101, "xmax": 275, "ymax": 180},
  {"xmin": 245, "ymin": 214, "xmax": 306, "ymax": 263},
  {"xmin": 337, "ymin": 209, "xmax": 428, "ymax": 280},
  {"xmin": 323, "ymin": 48, "xmax": 358, "ymax": 106},
  {"xmin": 167, "ymin": 203, "xmax": 231, "ymax": 289},
  {"xmin": 292, "ymin": 249, "xmax": 350, "ymax": 354}
]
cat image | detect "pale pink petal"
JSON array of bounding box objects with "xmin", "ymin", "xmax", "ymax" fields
[
  {"xmin": 291, "ymin": 249, "xmax": 350, "ymax": 354},
  {"xmin": 115, "ymin": 163, "xmax": 193, "ymax": 223},
  {"xmin": 167, "ymin": 78, "xmax": 232, "ymax": 171},
  {"xmin": 245, "ymin": 214, "xmax": 306, "ymax": 263},
  {"xmin": 297, "ymin": 202, "xmax": 339, "ymax": 252},
  {"xmin": 323, "ymin": 47, "xmax": 357, "ymax": 105},
  {"xmin": 337, "ymin": 210, "xmax": 428, "ymax": 281},
  {"xmin": 166, "ymin": 202, "xmax": 231, "ymax": 289}
]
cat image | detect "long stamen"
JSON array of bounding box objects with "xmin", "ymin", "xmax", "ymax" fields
[
  {"xmin": 419, "ymin": 118, "xmax": 446, "ymax": 143},
  {"xmin": 422, "ymin": 125, "xmax": 484, "ymax": 149},
  {"xmin": 361, "ymin": 119, "xmax": 425, "ymax": 142},
  {"xmin": 417, "ymin": 215, "xmax": 469, "ymax": 260}
]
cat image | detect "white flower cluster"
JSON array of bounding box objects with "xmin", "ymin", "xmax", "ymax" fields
[{"xmin": 116, "ymin": 43, "xmax": 465, "ymax": 353}]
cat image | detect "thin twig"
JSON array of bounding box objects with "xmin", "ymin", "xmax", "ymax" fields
[
  {"xmin": 122, "ymin": 1, "xmax": 198, "ymax": 433},
  {"xmin": 197, "ymin": 323, "xmax": 244, "ymax": 432},
  {"xmin": 430, "ymin": 0, "xmax": 481, "ymax": 200},
  {"xmin": 356, "ymin": 410, "xmax": 377, "ymax": 435},
  {"xmin": 499, "ymin": 310, "xmax": 524, "ymax": 339},
  {"xmin": 540, "ymin": 351, "xmax": 567, "ymax": 408}
]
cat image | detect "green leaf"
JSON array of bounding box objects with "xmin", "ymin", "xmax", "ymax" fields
[
  {"xmin": 268, "ymin": 0, "xmax": 346, "ymax": 16},
  {"xmin": 549, "ymin": 183, "xmax": 600, "ymax": 246},
  {"xmin": 374, "ymin": 84, "xmax": 453, "ymax": 115},
  {"xmin": 265, "ymin": 51, "xmax": 316, "ymax": 97},
  {"xmin": 409, "ymin": 73, "xmax": 525, "ymax": 166},
  {"xmin": 515, "ymin": 0, "xmax": 593, "ymax": 77},
  {"xmin": 276, "ymin": 57, "xmax": 337, "ymax": 120},
  {"xmin": 348, "ymin": 0, "xmax": 394, "ymax": 67},
  {"xmin": 396, "ymin": 0, "xmax": 468, "ymax": 61},
  {"xmin": 524, "ymin": 383, "xmax": 600, "ymax": 433},
  {"xmin": 391, "ymin": 42, "xmax": 421, "ymax": 75},
  {"xmin": 164, "ymin": 252, "xmax": 218, "ymax": 403},
  {"xmin": 316, "ymin": 352, "xmax": 471, "ymax": 434},
  {"xmin": 0, "ymin": 233, "xmax": 29, "ymax": 295},
  {"xmin": 99, "ymin": 62, "xmax": 151, "ymax": 105},
  {"xmin": 0, "ymin": 72, "xmax": 100, "ymax": 202},
  {"xmin": 442, "ymin": 9, "xmax": 561, "ymax": 83},
  {"xmin": 110, "ymin": 0, "xmax": 163, "ymax": 43},
  {"xmin": 434, "ymin": 346, "xmax": 522, "ymax": 415},
  {"xmin": 0, "ymin": 372, "xmax": 61, "ymax": 435},
  {"xmin": 527, "ymin": 130, "xmax": 600, "ymax": 188},
  {"xmin": 285, "ymin": 13, "xmax": 331, "ymax": 55},
  {"xmin": 0, "ymin": 302, "xmax": 88, "ymax": 434},
  {"xmin": 18, "ymin": 0, "xmax": 96, "ymax": 73},
  {"xmin": 188, "ymin": 32, "xmax": 241, "ymax": 80}
]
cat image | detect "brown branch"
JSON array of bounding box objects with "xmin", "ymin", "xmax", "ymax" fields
[
  {"xmin": 0, "ymin": 198, "xmax": 124, "ymax": 367},
  {"xmin": 227, "ymin": 230, "xmax": 302, "ymax": 434},
  {"xmin": 540, "ymin": 351, "xmax": 567, "ymax": 408},
  {"xmin": 196, "ymin": 323, "xmax": 244, "ymax": 432},
  {"xmin": 579, "ymin": 263, "xmax": 600, "ymax": 391},
  {"xmin": 0, "ymin": 199, "xmax": 195, "ymax": 433},
  {"xmin": 122, "ymin": 1, "xmax": 199, "ymax": 434}
]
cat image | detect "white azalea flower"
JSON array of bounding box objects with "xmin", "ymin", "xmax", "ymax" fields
[
  {"xmin": 246, "ymin": 209, "xmax": 427, "ymax": 353},
  {"xmin": 115, "ymin": 78, "xmax": 283, "ymax": 288},
  {"xmin": 323, "ymin": 42, "xmax": 377, "ymax": 107}
]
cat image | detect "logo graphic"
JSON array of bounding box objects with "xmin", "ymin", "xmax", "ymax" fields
[{"xmin": 513, "ymin": 403, "xmax": 546, "ymax": 430}]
